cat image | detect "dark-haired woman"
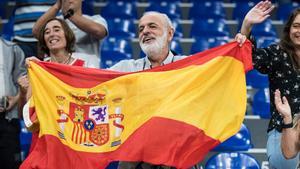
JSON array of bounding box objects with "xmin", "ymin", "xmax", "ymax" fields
[
  {"xmin": 235, "ymin": 1, "xmax": 300, "ymax": 168},
  {"xmin": 19, "ymin": 18, "xmax": 96, "ymax": 155}
]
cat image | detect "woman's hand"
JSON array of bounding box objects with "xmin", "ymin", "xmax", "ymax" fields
[
  {"xmin": 25, "ymin": 56, "xmax": 41, "ymax": 68},
  {"xmin": 274, "ymin": 89, "xmax": 293, "ymax": 124},
  {"xmin": 240, "ymin": 1, "xmax": 275, "ymax": 37},
  {"xmin": 234, "ymin": 33, "xmax": 247, "ymax": 47}
]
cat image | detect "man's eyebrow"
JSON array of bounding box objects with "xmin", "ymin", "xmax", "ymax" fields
[{"xmin": 139, "ymin": 22, "xmax": 158, "ymax": 27}]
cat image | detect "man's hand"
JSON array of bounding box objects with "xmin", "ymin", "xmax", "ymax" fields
[{"xmin": 0, "ymin": 95, "xmax": 19, "ymax": 113}]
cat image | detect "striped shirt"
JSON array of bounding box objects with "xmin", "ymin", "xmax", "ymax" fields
[{"xmin": 13, "ymin": 0, "xmax": 55, "ymax": 42}]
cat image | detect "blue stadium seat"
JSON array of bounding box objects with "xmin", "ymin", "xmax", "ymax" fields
[
  {"xmin": 0, "ymin": 2, "xmax": 7, "ymax": 19},
  {"xmin": 246, "ymin": 69, "xmax": 269, "ymax": 89},
  {"xmin": 213, "ymin": 124, "xmax": 252, "ymax": 151},
  {"xmin": 277, "ymin": 2, "xmax": 299, "ymax": 21},
  {"xmin": 205, "ymin": 152, "xmax": 260, "ymax": 169},
  {"xmin": 190, "ymin": 38, "xmax": 211, "ymax": 54},
  {"xmin": 233, "ymin": 2, "xmax": 255, "ymax": 23},
  {"xmin": 172, "ymin": 19, "xmax": 183, "ymax": 38},
  {"xmin": 147, "ymin": 0, "xmax": 180, "ymax": 3},
  {"xmin": 231, "ymin": 0, "xmax": 260, "ymax": 2},
  {"xmin": 101, "ymin": 1, "xmax": 137, "ymax": 19},
  {"xmin": 145, "ymin": 1, "xmax": 181, "ymax": 19},
  {"xmin": 170, "ymin": 40, "xmax": 182, "ymax": 55},
  {"xmin": 82, "ymin": 0, "xmax": 94, "ymax": 15},
  {"xmin": 190, "ymin": 19, "xmax": 230, "ymax": 38},
  {"xmin": 106, "ymin": 19, "xmax": 136, "ymax": 39},
  {"xmin": 105, "ymin": 0, "xmax": 137, "ymax": 1},
  {"xmin": 251, "ymin": 19, "xmax": 277, "ymax": 37},
  {"xmin": 19, "ymin": 120, "xmax": 32, "ymax": 161},
  {"xmin": 189, "ymin": 1, "xmax": 225, "ymax": 19},
  {"xmin": 190, "ymin": 37, "xmax": 229, "ymax": 54},
  {"xmin": 257, "ymin": 37, "xmax": 279, "ymax": 48},
  {"xmin": 101, "ymin": 38, "xmax": 132, "ymax": 68},
  {"xmin": 105, "ymin": 161, "xmax": 118, "ymax": 169},
  {"xmin": 209, "ymin": 38, "xmax": 229, "ymax": 48},
  {"xmin": 1, "ymin": 16, "xmax": 14, "ymax": 40},
  {"xmin": 252, "ymin": 88, "xmax": 271, "ymax": 119}
]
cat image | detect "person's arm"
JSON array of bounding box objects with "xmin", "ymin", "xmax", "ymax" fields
[
  {"xmin": 61, "ymin": 0, "xmax": 107, "ymax": 39},
  {"xmin": 240, "ymin": 0, "xmax": 274, "ymax": 37},
  {"xmin": 17, "ymin": 56, "xmax": 40, "ymax": 117},
  {"xmin": 68, "ymin": 14, "xmax": 107, "ymax": 39},
  {"xmin": 274, "ymin": 89, "xmax": 299, "ymax": 159},
  {"xmin": 281, "ymin": 119, "xmax": 300, "ymax": 159},
  {"xmin": 235, "ymin": 0, "xmax": 274, "ymax": 46},
  {"xmin": 11, "ymin": 44, "xmax": 26, "ymax": 117},
  {"xmin": 32, "ymin": 0, "xmax": 61, "ymax": 38}
]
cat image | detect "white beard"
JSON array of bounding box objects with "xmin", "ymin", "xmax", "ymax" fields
[{"xmin": 140, "ymin": 31, "xmax": 168, "ymax": 60}]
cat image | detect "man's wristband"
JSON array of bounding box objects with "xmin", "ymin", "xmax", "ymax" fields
[
  {"xmin": 282, "ymin": 121, "xmax": 293, "ymax": 129},
  {"xmin": 64, "ymin": 9, "xmax": 74, "ymax": 19}
]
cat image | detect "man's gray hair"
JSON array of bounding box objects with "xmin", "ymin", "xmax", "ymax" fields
[{"xmin": 142, "ymin": 11, "xmax": 174, "ymax": 30}]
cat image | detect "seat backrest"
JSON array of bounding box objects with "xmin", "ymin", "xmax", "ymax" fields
[
  {"xmin": 172, "ymin": 19, "xmax": 183, "ymax": 38},
  {"xmin": 2, "ymin": 16, "xmax": 14, "ymax": 40},
  {"xmin": 170, "ymin": 40, "xmax": 182, "ymax": 55},
  {"xmin": 82, "ymin": 0, "xmax": 94, "ymax": 15},
  {"xmin": 252, "ymin": 88, "xmax": 271, "ymax": 119},
  {"xmin": 189, "ymin": 1, "xmax": 225, "ymax": 19},
  {"xmin": 191, "ymin": 19, "xmax": 230, "ymax": 38},
  {"xmin": 205, "ymin": 152, "xmax": 260, "ymax": 169},
  {"xmin": 190, "ymin": 37, "xmax": 211, "ymax": 54},
  {"xmin": 101, "ymin": 38, "xmax": 132, "ymax": 68},
  {"xmin": 19, "ymin": 120, "xmax": 32, "ymax": 160},
  {"xmin": 213, "ymin": 123, "xmax": 252, "ymax": 151},
  {"xmin": 257, "ymin": 37, "xmax": 279, "ymax": 48},
  {"xmin": 101, "ymin": 1, "xmax": 137, "ymax": 19},
  {"xmin": 233, "ymin": 2, "xmax": 255, "ymax": 23},
  {"xmin": 251, "ymin": 19, "xmax": 277, "ymax": 37},
  {"xmin": 277, "ymin": 2, "xmax": 299, "ymax": 21},
  {"xmin": 190, "ymin": 37, "xmax": 229, "ymax": 54},
  {"xmin": 106, "ymin": 18, "xmax": 136, "ymax": 38},
  {"xmin": 145, "ymin": 1, "xmax": 181, "ymax": 19},
  {"xmin": 246, "ymin": 69, "xmax": 269, "ymax": 89}
]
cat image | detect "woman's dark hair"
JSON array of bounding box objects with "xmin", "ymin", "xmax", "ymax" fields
[
  {"xmin": 38, "ymin": 18, "xmax": 75, "ymax": 58},
  {"xmin": 280, "ymin": 8, "xmax": 300, "ymax": 71}
]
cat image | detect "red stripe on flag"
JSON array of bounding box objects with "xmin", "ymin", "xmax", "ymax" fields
[
  {"xmin": 21, "ymin": 117, "xmax": 220, "ymax": 169},
  {"xmin": 31, "ymin": 41, "xmax": 252, "ymax": 88}
]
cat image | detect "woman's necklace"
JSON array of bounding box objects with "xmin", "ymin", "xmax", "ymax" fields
[{"xmin": 51, "ymin": 53, "xmax": 72, "ymax": 65}]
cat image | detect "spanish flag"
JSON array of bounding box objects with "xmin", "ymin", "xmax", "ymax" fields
[{"xmin": 20, "ymin": 41, "xmax": 252, "ymax": 169}]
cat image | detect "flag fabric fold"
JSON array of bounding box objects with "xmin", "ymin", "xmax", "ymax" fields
[{"xmin": 21, "ymin": 41, "xmax": 252, "ymax": 169}]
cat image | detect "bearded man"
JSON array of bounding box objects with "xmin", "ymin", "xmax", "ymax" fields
[
  {"xmin": 108, "ymin": 11, "xmax": 186, "ymax": 169},
  {"xmin": 109, "ymin": 11, "xmax": 186, "ymax": 72}
]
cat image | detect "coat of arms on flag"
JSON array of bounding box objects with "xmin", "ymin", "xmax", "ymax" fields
[{"xmin": 55, "ymin": 91, "xmax": 124, "ymax": 148}]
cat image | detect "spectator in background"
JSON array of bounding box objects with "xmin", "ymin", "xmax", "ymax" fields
[
  {"xmin": 109, "ymin": 11, "xmax": 185, "ymax": 169},
  {"xmin": 32, "ymin": 0, "xmax": 108, "ymax": 68},
  {"xmin": 12, "ymin": 0, "xmax": 55, "ymax": 58},
  {"xmin": 235, "ymin": 1, "xmax": 300, "ymax": 168},
  {"xmin": 0, "ymin": 37, "xmax": 26, "ymax": 169},
  {"xmin": 274, "ymin": 89, "xmax": 300, "ymax": 168}
]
